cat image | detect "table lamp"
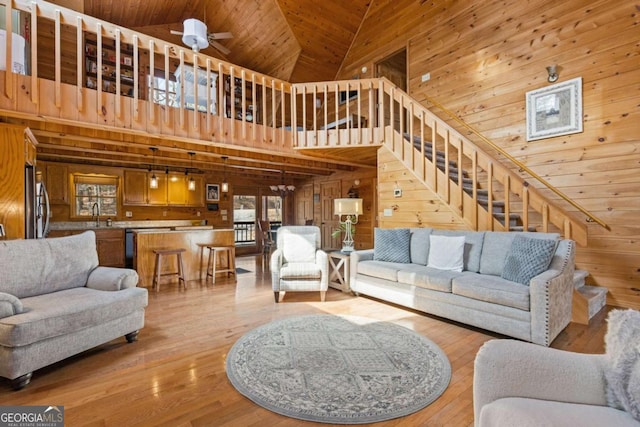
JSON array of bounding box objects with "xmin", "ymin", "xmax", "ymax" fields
[{"xmin": 334, "ymin": 198, "xmax": 363, "ymax": 253}]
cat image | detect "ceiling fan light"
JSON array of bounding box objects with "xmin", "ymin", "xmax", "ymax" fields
[{"xmin": 182, "ymin": 19, "xmax": 208, "ymax": 52}]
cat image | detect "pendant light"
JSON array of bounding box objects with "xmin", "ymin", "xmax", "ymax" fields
[
  {"xmin": 187, "ymin": 152, "xmax": 196, "ymax": 191},
  {"xmin": 221, "ymin": 156, "xmax": 229, "ymax": 193},
  {"xmin": 149, "ymin": 147, "xmax": 158, "ymax": 189}
]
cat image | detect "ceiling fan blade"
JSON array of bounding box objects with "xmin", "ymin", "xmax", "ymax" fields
[
  {"xmin": 170, "ymin": 30, "xmax": 183, "ymax": 35},
  {"xmin": 209, "ymin": 40, "xmax": 231, "ymax": 55},
  {"xmin": 209, "ymin": 32, "xmax": 233, "ymax": 40}
]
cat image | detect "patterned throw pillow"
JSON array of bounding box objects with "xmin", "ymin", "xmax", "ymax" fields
[
  {"xmin": 374, "ymin": 228, "xmax": 411, "ymax": 263},
  {"xmin": 501, "ymin": 235, "xmax": 556, "ymax": 285},
  {"xmin": 605, "ymin": 309, "xmax": 640, "ymax": 421}
]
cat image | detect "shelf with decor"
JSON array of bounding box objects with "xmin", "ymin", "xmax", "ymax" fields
[
  {"xmin": 224, "ymin": 75, "xmax": 259, "ymax": 123},
  {"xmin": 84, "ymin": 36, "xmax": 141, "ymax": 98}
]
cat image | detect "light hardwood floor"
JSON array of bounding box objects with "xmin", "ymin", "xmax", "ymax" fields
[{"xmin": 0, "ymin": 255, "xmax": 610, "ymax": 426}]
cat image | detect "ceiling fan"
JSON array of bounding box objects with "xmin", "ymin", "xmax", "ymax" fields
[{"xmin": 171, "ymin": 18, "xmax": 233, "ymax": 55}]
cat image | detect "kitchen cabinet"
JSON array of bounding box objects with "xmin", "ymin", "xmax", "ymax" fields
[
  {"xmin": 48, "ymin": 228, "xmax": 125, "ymax": 267},
  {"xmin": 124, "ymin": 169, "xmax": 203, "ymax": 207},
  {"xmin": 44, "ymin": 163, "xmax": 69, "ymax": 205},
  {"xmin": 186, "ymin": 175, "xmax": 204, "ymax": 207},
  {"xmin": 147, "ymin": 173, "xmax": 167, "ymax": 205},
  {"xmin": 123, "ymin": 170, "xmax": 147, "ymax": 205},
  {"xmin": 0, "ymin": 124, "xmax": 36, "ymax": 240}
]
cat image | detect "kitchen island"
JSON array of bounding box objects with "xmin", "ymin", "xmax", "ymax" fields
[{"xmin": 133, "ymin": 228, "xmax": 235, "ymax": 287}]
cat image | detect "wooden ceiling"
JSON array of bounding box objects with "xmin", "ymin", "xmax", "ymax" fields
[{"xmin": 81, "ymin": 0, "xmax": 372, "ymax": 82}]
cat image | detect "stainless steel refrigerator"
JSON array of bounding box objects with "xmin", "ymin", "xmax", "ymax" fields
[{"xmin": 24, "ymin": 165, "xmax": 50, "ymax": 239}]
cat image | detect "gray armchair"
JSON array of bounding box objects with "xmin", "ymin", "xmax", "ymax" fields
[
  {"xmin": 270, "ymin": 226, "xmax": 328, "ymax": 302},
  {"xmin": 474, "ymin": 310, "xmax": 640, "ymax": 427}
]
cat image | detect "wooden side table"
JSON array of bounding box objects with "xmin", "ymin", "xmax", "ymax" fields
[{"xmin": 329, "ymin": 251, "xmax": 351, "ymax": 293}]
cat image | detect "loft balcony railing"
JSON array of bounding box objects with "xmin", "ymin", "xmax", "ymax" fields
[
  {"xmin": 0, "ymin": 0, "xmax": 605, "ymax": 245},
  {"xmin": 0, "ymin": 0, "xmax": 293, "ymax": 152}
]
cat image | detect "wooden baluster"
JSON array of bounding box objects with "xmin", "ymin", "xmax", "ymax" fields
[
  {"xmin": 261, "ymin": 76, "xmax": 267, "ymax": 143},
  {"xmin": 251, "ymin": 73, "xmax": 256, "ymax": 142},
  {"xmin": 114, "ymin": 29, "xmax": 121, "ymax": 119},
  {"xmin": 542, "ymin": 203, "xmax": 549, "ymax": 232},
  {"xmin": 218, "ymin": 62, "xmax": 224, "ymax": 137},
  {"xmin": 178, "ymin": 49, "xmax": 185, "ymax": 129},
  {"xmin": 487, "ymin": 162, "xmax": 494, "ymax": 230},
  {"xmin": 280, "ymin": 82, "xmax": 285, "ymax": 147},
  {"xmin": 96, "ymin": 23, "xmax": 103, "ymax": 116},
  {"xmin": 54, "ymin": 9, "xmax": 61, "ymax": 108},
  {"xmin": 229, "ymin": 67, "xmax": 235, "ymax": 140},
  {"xmin": 290, "ymin": 83, "xmax": 296, "ymax": 147},
  {"xmin": 471, "ymin": 150, "xmax": 478, "ymax": 228},
  {"xmin": 503, "ymin": 175, "xmax": 511, "ymax": 231},
  {"xmin": 323, "ymin": 84, "xmax": 328, "ymax": 146},
  {"xmin": 30, "ymin": 1, "xmax": 38, "ymax": 103},
  {"xmin": 163, "ymin": 45, "xmax": 170, "ymax": 124},
  {"xmin": 132, "ymin": 35, "xmax": 139, "ymax": 121},
  {"xmin": 522, "ymin": 185, "xmax": 529, "ymax": 232},
  {"xmin": 75, "ymin": 16, "xmax": 82, "ymax": 111},
  {"xmin": 148, "ymin": 40, "xmax": 155, "ymax": 124},
  {"xmin": 206, "ymin": 59, "xmax": 212, "ymax": 133}
]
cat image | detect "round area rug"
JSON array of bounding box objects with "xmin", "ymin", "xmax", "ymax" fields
[{"xmin": 225, "ymin": 314, "xmax": 451, "ymax": 424}]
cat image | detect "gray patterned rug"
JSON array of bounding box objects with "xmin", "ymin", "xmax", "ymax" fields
[{"xmin": 225, "ymin": 314, "xmax": 451, "ymax": 424}]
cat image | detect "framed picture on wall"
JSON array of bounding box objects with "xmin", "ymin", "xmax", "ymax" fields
[
  {"xmin": 526, "ymin": 77, "xmax": 583, "ymax": 141},
  {"xmin": 206, "ymin": 184, "xmax": 220, "ymax": 202}
]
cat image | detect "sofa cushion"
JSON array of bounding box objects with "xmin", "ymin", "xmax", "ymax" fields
[
  {"xmin": 410, "ymin": 228, "xmax": 432, "ymax": 265},
  {"xmin": 0, "ymin": 231, "xmax": 99, "ymax": 298},
  {"xmin": 427, "ymin": 235, "xmax": 465, "ymax": 272},
  {"xmin": 0, "ymin": 286, "xmax": 148, "ymax": 347},
  {"xmin": 280, "ymin": 262, "xmax": 322, "ymax": 280},
  {"xmin": 479, "ymin": 397, "xmax": 640, "ymax": 427},
  {"xmin": 357, "ymin": 260, "xmax": 404, "ymax": 282},
  {"xmin": 397, "ymin": 265, "xmax": 461, "ymax": 292},
  {"xmin": 479, "ymin": 231, "xmax": 560, "ymax": 276},
  {"xmin": 501, "ymin": 235, "xmax": 557, "ymax": 285},
  {"xmin": 452, "ymin": 273, "xmax": 530, "ymax": 311},
  {"xmin": 604, "ymin": 309, "xmax": 640, "ymax": 421},
  {"xmin": 432, "ymin": 229, "xmax": 485, "ymax": 272},
  {"xmin": 283, "ymin": 233, "xmax": 317, "ymax": 263},
  {"xmin": 374, "ymin": 228, "xmax": 411, "ymax": 263}
]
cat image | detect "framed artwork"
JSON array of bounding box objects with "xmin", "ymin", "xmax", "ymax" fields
[
  {"xmin": 526, "ymin": 77, "xmax": 583, "ymax": 141},
  {"xmin": 206, "ymin": 184, "xmax": 220, "ymax": 202}
]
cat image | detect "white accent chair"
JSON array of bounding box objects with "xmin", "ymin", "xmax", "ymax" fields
[{"xmin": 270, "ymin": 226, "xmax": 328, "ymax": 302}]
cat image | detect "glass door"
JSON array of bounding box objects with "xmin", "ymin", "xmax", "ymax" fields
[{"xmin": 233, "ymin": 189, "xmax": 257, "ymax": 255}]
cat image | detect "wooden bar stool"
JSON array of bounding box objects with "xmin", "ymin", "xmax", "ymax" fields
[
  {"xmin": 204, "ymin": 245, "xmax": 236, "ymax": 283},
  {"xmin": 152, "ymin": 248, "xmax": 186, "ymax": 291}
]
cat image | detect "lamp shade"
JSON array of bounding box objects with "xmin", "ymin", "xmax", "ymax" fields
[
  {"xmin": 182, "ymin": 19, "xmax": 209, "ymax": 52},
  {"xmin": 334, "ymin": 198, "xmax": 363, "ymax": 216}
]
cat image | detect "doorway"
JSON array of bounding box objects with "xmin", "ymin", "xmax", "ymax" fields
[{"xmin": 375, "ymin": 48, "xmax": 407, "ymax": 130}]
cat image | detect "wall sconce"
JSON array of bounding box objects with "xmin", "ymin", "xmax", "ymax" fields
[
  {"xmin": 221, "ymin": 156, "xmax": 229, "ymax": 193},
  {"xmin": 149, "ymin": 147, "xmax": 158, "ymax": 189},
  {"xmin": 546, "ymin": 65, "xmax": 559, "ymax": 83}
]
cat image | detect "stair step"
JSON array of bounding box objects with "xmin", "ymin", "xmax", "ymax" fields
[
  {"xmin": 509, "ymin": 225, "xmax": 538, "ymax": 232},
  {"xmin": 464, "ymin": 187, "xmax": 489, "ymax": 198},
  {"xmin": 574, "ymin": 269, "xmax": 590, "ymax": 289},
  {"xmin": 478, "ymin": 198, "xmax": 506, "ymax": 208},
  {"xmin": 576, "ymin": 285, "xmax": 608, "ymax": 321}
]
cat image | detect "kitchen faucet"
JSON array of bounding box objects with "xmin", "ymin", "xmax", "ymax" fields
[{"xmin": 91, "ymin": 202, "xmax": 100, "ymax": 227}]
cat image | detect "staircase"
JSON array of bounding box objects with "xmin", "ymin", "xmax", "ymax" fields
[
  {"xmin": 405, "ymin": 133, "xmax": 534, "ymax": 232},
  {"xmin": 572, "ymin": 270, "xmax": 608, "ymax": 324}
]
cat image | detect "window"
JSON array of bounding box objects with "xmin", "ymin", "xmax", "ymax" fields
[
  {"xmin": 72, "ymin": 174, "xmax": 118, "ymax": 218},
  {"xmin": 148, "ymin": 73, "xmax": 179, "ymax": 108}
]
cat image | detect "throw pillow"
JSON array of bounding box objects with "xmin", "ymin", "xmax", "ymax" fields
[
  {"xmin": 501, "ymin": 235, "xmax": 556, "ymax": 285},
  {"xmin": 605, "ymin": 309, "xmax": 640, "ymax": 421},
  {"xmin": 374, "ymin": 228, "xmax": 411, "ymax": 263},
  {"xmin": 427, "ymin": 235, "xmax": 465, "ymax": 272},
  {"xmin": 282, "ymin": 233, "xmax": 316, "ymax": 263}
]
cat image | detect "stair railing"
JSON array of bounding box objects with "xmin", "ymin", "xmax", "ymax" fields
[{"xmin": 292, "ymin": 77, "xmax": 601, "ymax": 245}]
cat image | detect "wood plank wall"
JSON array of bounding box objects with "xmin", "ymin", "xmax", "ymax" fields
[{"xmin": 338, "ymin": 0, "xmax": 640, "ymax": 309}]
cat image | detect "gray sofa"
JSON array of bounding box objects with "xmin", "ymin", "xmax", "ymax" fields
[
  {"xmin": 0, "ymin": 231, "xmax": 148, "ymax": 389},
  {"xmin": 349, "ymin": 228, "xmax": 575, "ymax": 346}
]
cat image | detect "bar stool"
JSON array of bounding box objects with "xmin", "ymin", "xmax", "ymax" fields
[
  {"xmin": 152, "ymin": 248, "xmax": 186, "ymax": 291},
  {"xmin": 200, "ymin": 245, "xmax": 236, "ymax": 283}
]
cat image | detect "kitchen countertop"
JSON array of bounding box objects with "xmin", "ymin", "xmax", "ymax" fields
[{"xmin": 49, "ymin": 220, "xmax": 205, "ymax": 230}]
